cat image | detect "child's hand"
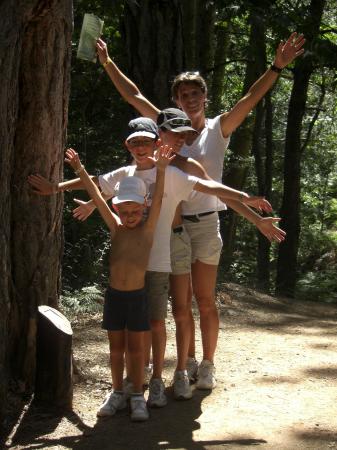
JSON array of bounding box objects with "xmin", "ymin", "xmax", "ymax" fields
[
  {"xmin": 72, "ymin": 199, "xmax": 96, "ymax": 221},
  {"xmin": 149, "ymin": 145, "xmax": 175, "ymax": 171},
  {"xmin": 65, "ymin": 148, "xmax": 82, "ymax": 172}
]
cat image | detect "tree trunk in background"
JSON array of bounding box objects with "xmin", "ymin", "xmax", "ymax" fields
[
  {"xmin": 276, "ymin": 0, "xmax": 326, "ymax": 297},
  {"xmin": 196, "ymin": 1, "xmax": 216, "ymax": 88},
  {"xmin": 256, "ymin": 92, "xmax": 273, "ymax": 290},
  {"xmin": 209, "ymin": 19, "xmax": 232, "ymax": 116},
  {"xmin": 249, "ymin": 17, "xmax": 273, "ymax": 290},
  {"xmin": 0, "ymin": 0, "xmax": 72, "ymax": 420},
  {"xmin": 220, "ymin": 10, "xmax": 263, "ymax": 270},
  {"xmin": 123, "ymin": 0, "xmax": 184, "ymax": 109},
  {"xmin": 181, "ymin": 0, "xmax": 198, "ymax": 70}
]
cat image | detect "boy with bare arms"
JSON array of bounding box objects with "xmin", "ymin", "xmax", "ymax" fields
[{"xmin": 64, "ymin": 145, "xmax": 174, "ymax": 422}]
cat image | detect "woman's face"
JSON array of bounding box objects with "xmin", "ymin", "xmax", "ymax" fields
[{"xmin": 175, "ymin": 82, "xmax": 206, "ymax": 118}]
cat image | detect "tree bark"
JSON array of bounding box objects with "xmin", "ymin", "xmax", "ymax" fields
[
  {"xmin": 221, "ymin": 10, "xmax": 263, "ymax": 269},
  {"xmin": 0, "ymin": 0, "xmax": 72, "ymax": 419},
  {"xmin": 276, "ymin": 0, "xmax": 326, "ymax": 297},
  {"xmin": 123, "ymin": 0, "xmax": 184, "ymax": 109}
]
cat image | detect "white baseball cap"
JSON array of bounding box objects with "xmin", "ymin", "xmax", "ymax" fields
[{"xmin": 112, "ymin": 176, "xmax": 147, "ymax": 205}]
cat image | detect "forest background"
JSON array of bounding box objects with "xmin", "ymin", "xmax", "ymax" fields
[
  {"xmin": 1, "ymin": 0, "xmax": 337, "ymax": 427},
  {"xmin": 64, "ymin": 0, "xmax": 337, "ymax": 306}
]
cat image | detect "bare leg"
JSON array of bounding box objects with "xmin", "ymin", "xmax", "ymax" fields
[
  {"xmin": 107, "ymin": 330, "xmax": 126, "ymax": 391},
  {"xmin": 187, "ymin": 282, "xmax": 196, "ymax": 358},
  {"xmin": 191, "ymin": 261, "xmax": 219, "ymax": 362},
  {"xmin": 144, "ymin": 330, "xmax": 152, "ymax": 367},
  {"xmin": 170, "ymin": 272, "xmax": 191, "ymax": 371},
  {"xmin": 127, "ymin": 331, "xmax": 145, "ymax": 393},
  {"xmin": 150, "ymin": 319, "xmax": 166, "ymax": 379}
]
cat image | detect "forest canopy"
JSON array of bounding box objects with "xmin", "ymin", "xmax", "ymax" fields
[{"xmin": 64, "ymin": 0, "xmax": 337, "ymax": 304}]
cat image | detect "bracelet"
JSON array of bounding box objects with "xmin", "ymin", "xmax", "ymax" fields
[
  {"xmin": 103, "ymin": 57, "xmax": 112, "ymax": 68},
  {"xmin": 270, "ymin": 64, "xmax": 282, "ymax": 73},
  {"xmin": 74, "ymin": 165, "xmax": 85, "ymax": 175}
]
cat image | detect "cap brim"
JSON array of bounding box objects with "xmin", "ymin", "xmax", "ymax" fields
[
  {"xmin": 170, "ymin": 126, "xmax": 198, "ymax": 133},
  {"xmin": 126, "ymin": 131, "xmax": 157, "ymax": 141},
  {"xmin": 112, "ymin": 194, "xmax": 145, "ymax": 205}
]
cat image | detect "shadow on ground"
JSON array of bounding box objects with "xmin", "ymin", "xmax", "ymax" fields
[{"xmin": 4, "ymin": 389, "xmax": 268, "ymax": 450}]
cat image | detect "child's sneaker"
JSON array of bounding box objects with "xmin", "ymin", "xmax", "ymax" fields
[
  {"xmin": 147, "ymin": 378, "xmax": 167, "ymax": 407},
  {"xmin": 173, "ymin": 370, "xmax": 192, "ymax": 400},
  {"xmin": 144, "ymin": 364, "xmax": 153, "ymax": 387},
  {"xmin": 96, "ymin": 391, "xmax": 127, "ymax": 417},
  {"xmin": 186, "ymin": 357, "xmax": 199, "ymax": 382},
  {"xmin": 196, "ymin": 360, "xmax": 216, "ymax": 390},
  {"xmin": 130, "ymin": 394, "xmax": 149, "ymax": 421}
]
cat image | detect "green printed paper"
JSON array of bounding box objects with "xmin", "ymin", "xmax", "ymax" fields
[{"xmin": 77, "ymin": 14, "xmax": 104, "ymax": 63}]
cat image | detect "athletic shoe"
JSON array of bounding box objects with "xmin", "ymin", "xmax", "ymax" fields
[
  {"xmin": 173, "ymin": 370, "xmax": 192, "ymax": 400},
  {"xmin": 147, "ymin": 378, "xmax": 167, "ymax": 407},
  {"xmin": 196, "ymin": 360, "xmax": 216, "ymax": 390},
  {"xmin": 186, "ymin": 357, "xmax": 199, "ymax": 382},
  {"xmin": 130, "ymin": 394, "xmax": 149, "ymax": 421},
  {"xmin": 144, "ymin": 364, "xmax": 153, "ymax": 386},
  {"xmin": 96, "ymin": 391, "xmax": 127, "ymax": 417},
  {"xmin": 123, "ymin": 377, "xmax": 134, "ymax": 398}
]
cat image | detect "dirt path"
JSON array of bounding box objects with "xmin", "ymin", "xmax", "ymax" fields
[{"xmin": 5, "ymin": 283, "xmax": 337, "ymax": 450}]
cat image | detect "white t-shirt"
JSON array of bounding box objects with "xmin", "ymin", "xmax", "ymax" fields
[
  {"xmin": 99, "ymin": 165, "xmax": 198, "ymax": 272},
  {"xmin": 180, "ymin": 115, "xmax": 230, "ymax": 215}
]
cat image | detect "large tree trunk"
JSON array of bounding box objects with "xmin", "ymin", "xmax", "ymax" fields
[
  {"xmin": 123, "ymin": 0, "xmax": 184, "ymax": 109},
  {"xmin": 221, "ymin": 10, "xmax": 263, "ymax": 269},
  {"xmin": 0, "ymin": 0, "xmax": 72, "ymax": 419},
  {"xmin": 276, "ymin": 0, "xmax": 326, "ymax": 297}
]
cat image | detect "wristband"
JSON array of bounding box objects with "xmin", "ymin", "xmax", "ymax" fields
[
  {"xmin": 103, "ymin": 57, "xmax": 112, "ymax": 68},
  {"xmin": 270, "ymin": 64, "xmax": 282, "ymax": 73},
  {"xmin": 74, "ymin": 165, "xmax": 85, "ymax": 175}
]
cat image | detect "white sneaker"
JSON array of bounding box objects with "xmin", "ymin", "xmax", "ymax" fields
[
  {"xmin": 96, "ymin": 391, "xmax": 127, "ymax": 417},
  {"xmin": 196, "ymin": 360, "xmax": 216, "ymax": 390},
  {"xmin": 186, "ymin": 357, "xmax": 199, "ymax": 382},
  {"xmin": 173, "ymin": 370, "xmax": 192, "ymax": 400},
  {"xmin": 147, "ymin": 378, "xmax": 167, "ymax": 407},
  {"xmin": 130, "ymin": 395, "xmax": 149, "ymax": 421},
  {"xmin": 144, "ymin": 364, "xmax": 153, "ymax": 386}
]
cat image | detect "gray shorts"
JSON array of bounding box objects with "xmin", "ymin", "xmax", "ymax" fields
[
  {"xmin": 183, "ymin": 213, "xmax": 223, "ymax": 265},
  {"xmin": 145, "ymin": 271, "xmax": 169, "ymax": 321},
  {"xmin": 170, "ymin": 226, "xmax": 191, "ymax": 275}
]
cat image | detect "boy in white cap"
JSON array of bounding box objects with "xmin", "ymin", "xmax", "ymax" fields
[{"xmin": 64, "ymin": 145, "xmax": 175, "ymax": 422}]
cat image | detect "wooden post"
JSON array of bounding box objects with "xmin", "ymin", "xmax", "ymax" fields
[{"xmin": 35, "ymin": 306, "xmax": 73, "ymax": 409}]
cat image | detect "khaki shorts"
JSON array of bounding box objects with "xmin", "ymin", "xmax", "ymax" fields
[
  {"xmin": 170, "ymin": 226, "xmax": 191, "ymax": 275},
  {"xmin": 145, "ymin": 271, "xmax": 169, "ymax": 321},
  {"xmin": 183, "ymin": 213, "xmax": 223, "ymax": 266}
]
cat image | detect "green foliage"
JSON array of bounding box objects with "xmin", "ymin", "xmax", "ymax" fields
[
  {"xmin": 60, "ymin": 284, "xmax": 104, "ymax": 317},
  {"xmin": 65, "ymin": 0, "xmax": 337, "ymax": 301}
]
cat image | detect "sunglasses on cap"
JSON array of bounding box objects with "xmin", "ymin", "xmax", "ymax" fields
[{"xmin": 160, "ymin": 118, "xmax": 192, "ymax": 127}]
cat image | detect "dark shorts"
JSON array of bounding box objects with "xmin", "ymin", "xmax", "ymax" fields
[{"xmin": 102, "ymin": 286, "xmax": 150, "ymax": 332}]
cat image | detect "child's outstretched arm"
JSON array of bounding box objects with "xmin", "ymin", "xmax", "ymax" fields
[
  {"xmin": 145, "ymin": 145, "xmax": 175, "ymax": 231},
  {"xmin": 65, "ymin": 148, "xmax": 119, "ymax": 234}
]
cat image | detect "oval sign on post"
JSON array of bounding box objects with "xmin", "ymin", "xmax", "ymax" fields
[{"xmin": 38, "ymin": 305, "xmax": 73, "ymax": 335}]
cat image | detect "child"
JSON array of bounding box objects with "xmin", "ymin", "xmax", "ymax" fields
[{"xmin": 64, "ymin": 145, "xmax": 175, "ymax": 422}]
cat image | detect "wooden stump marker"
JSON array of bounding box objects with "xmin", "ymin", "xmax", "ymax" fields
[{"xmin": 35, "ymin": 306, "xmax": 73, "ymax": 409}]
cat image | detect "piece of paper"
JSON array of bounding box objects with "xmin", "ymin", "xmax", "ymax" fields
[{"xmin": 77, "ymin": 14, "xmax": 104, "ymax": 63}]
